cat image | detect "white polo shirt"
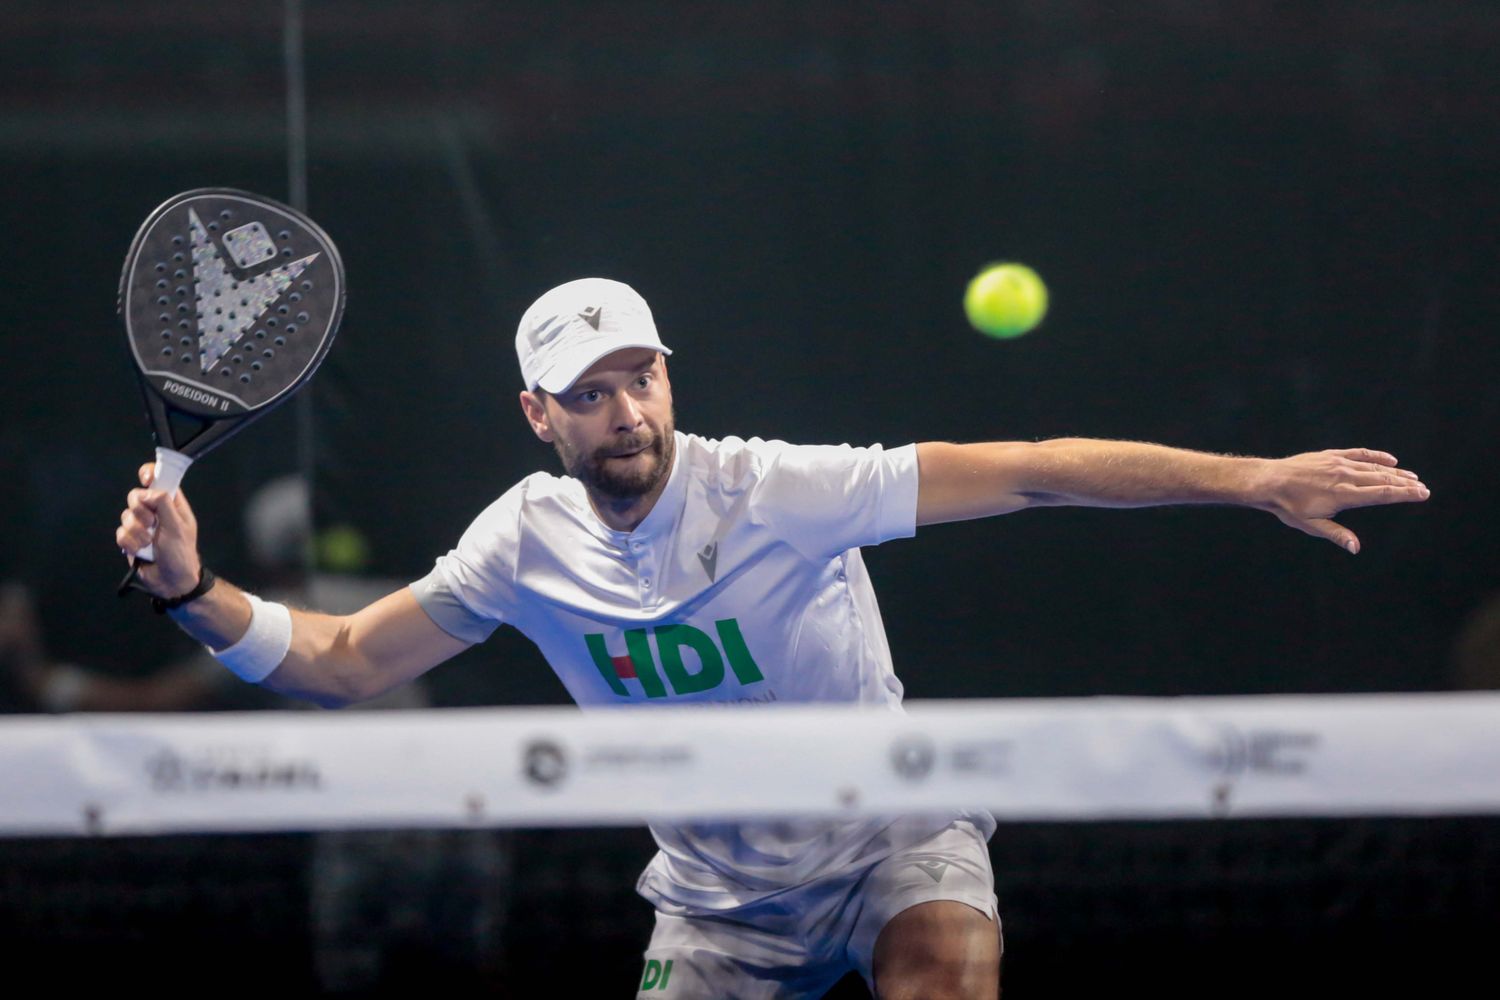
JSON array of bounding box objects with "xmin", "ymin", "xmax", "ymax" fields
[{"xmin": 412, "ymin": 431, "xmax": 994, "ymax": 912}]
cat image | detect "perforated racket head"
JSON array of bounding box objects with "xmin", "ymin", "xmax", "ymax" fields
[{"xmin": 119, "ymin": 188, "xmax": 345, "ymax": 455}]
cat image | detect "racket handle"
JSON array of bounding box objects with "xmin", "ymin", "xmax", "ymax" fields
[{"xmin": 136, "ymin": 447, "xmax": 194, "ymax": 563}]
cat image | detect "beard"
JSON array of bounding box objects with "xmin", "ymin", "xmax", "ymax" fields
[{"xmin": 554, "ymin": 418, "xmax": 676, "ymax": 501}]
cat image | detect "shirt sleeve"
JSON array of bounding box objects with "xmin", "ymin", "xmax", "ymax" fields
[
  {"xmin": 747, "ymin": 439, "xmax": 920, "ymax": 561},
  {"xmin": 409, "ymin": 485, "xmax": 526, "ymax": 643},
  {"xmin": 409, "ymin": 572, "xmax": 500, "ymax": 643}
]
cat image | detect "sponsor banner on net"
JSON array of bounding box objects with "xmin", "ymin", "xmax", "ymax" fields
[{"xmin": 1, "ymin": 694, "xmax": 1498, "ymax": 835}]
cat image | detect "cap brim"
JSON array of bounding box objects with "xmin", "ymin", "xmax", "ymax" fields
[{"xmin": 534, "ymin": 341, "xmax": 673, "ymax": 394}]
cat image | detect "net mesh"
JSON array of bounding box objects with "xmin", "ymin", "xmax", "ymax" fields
[{"xmin": 1, "ymin": 818, "xmax": 1495, "ymax": 993}]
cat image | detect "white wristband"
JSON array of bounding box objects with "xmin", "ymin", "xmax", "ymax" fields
[{"xmin": 210, "ymin": 594, "xmax": 292, "ymax": 683}]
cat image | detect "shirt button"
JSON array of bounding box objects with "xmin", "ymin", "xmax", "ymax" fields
[{"xmin": 643, "ymin": 578, "xmax": 652, "ymax": 589}]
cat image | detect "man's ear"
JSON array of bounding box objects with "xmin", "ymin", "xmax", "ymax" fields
[{"xmin": 519, "ymin": 390, "xmax": 554, "ymax": 443}]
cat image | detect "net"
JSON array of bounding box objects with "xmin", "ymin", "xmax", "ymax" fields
[{"xmin": 1, "ymin": 695, "xmax": 1497, "ymax": 994}]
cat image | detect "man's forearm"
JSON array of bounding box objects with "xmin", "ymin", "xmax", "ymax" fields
[
  {"xmin": 166, "ymin": 582, "xmax": 471, "ymax": 707},
  {"xmin": 915, "ymin": 439, "xmax": 1427, "ymax": 553},
  {"xmin": 1015, "ymin": 438, "xmax": 1268, "ymax": 509},
  {"xmin": 167, "ymin": 578, "xmax": 363, "ymax": 706},
  {"xmin": 915, "ymin": 438, "xmax": 1270, "ymax": 524}
]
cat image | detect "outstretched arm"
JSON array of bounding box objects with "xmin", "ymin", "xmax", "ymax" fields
[
  {"xmin": 116, "ymin": 464, "xmax": 470, "ymax": 708},
  {"xmin": 914, "ymin": 439, "xmax": 1430, "ymax": 554}
]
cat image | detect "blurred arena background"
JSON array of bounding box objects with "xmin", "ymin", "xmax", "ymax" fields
[{"xmin": 1, "ymin": 1, "xmax": 1498, "ymax": 994}]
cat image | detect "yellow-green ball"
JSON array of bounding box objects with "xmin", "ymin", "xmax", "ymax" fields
[
  {"xmin": 964, "ymin": 262, "xmax": 1048, "ymax": 339},
  {"xmin": 315, "ymin": 524, "xmax": 371, "ymax": 574}
]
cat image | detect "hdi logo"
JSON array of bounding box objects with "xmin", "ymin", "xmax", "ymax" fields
[
  {"xmin": 586, "ymin": 618, "xmax": 763, "ymax": 698},
  {"xmin": 640, "ymin": 958, "xmax": 674, "ymax": 991}
]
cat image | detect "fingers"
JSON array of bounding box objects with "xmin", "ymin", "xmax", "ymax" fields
[
  {"xmin": 1290, "ymin": 515, "xmax": 1361, "ymax": 555},
  {"xmin": 1348, "ymin": 462, "xmax": 1419, "ymax": 480},
  {"xmin": 1333, "ymin": 448, "xmax": 1397, "ymax": 467},
  {"xmin": 116, "ymin": 512, "xmax": 152, "ymax": 555},
  {"xmin": 1342, "ymin": 469, "xmax": 1428, "ymax": 490},
  {"xmin": 138, "ymin": 462, "xmax": 155, "ymax": 487},
  {"xmin": 1333, "ymin": 480, "xmax": 1431, "ymax": 510},
  {"xmin": 118, "ymin": 486, "xmax": 172, "ymax": 556},
  {"xmin": 117, "ymin": 496, "xmax": 158, "ymax": 553},
  {"xmin": 1333, "ymin": 456, "xmax": 1430, "ymax": 507}
]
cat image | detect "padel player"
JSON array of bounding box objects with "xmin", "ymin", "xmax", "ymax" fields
[{"xmin": 116, "ymin": 277, "xmax": 1430, "ymax": 999}]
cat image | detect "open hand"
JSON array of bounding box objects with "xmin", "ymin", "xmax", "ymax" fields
[{"xmin": 1260, "ymin": 448, "xmax": 1429, "ymax": 554}]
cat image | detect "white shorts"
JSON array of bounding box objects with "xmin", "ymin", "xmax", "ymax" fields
[{"xmin": 634, "ymin": 819, "xmax": 999, "ymax": 999}]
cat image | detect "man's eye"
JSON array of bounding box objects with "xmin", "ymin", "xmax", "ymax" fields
[{"xmin": 579, "ymin": 390, "xmax": 601, "ymax": 404}]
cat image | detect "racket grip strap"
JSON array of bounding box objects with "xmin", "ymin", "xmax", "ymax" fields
[
  {"xmin": 137, "ymin": 447, "xmax": 194, "ymax": 563},
  {"xmin": 210, "ymin": 593, "xmax": 292, "ymax": 684}
]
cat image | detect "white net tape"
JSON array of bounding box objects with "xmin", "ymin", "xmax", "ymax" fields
[{"xmin": 2, "ymin": 692, "xmax": 1497, "ymax": 837}]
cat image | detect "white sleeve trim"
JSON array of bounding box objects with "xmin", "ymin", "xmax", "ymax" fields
[
  {"xmin": 409, "ymin": 570, "xmax": 501, "ymax": 644},
  {"xmin": 876, "ymin": 443, "xmax": 921, "ymax": 543}
]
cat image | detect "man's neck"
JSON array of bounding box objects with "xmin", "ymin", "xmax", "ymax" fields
[{"xmin": 587, "ymin": 444, "xmax": 676, "ymax": 533}]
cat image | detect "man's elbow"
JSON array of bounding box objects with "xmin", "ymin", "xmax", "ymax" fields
[
  {"xmin": 262, "ymin": 662, "xmax": 368, "ymax": 709},
  {"xmin": 915, "ymin": 440, "xmax": 1046, "ymax": 525},
  {"xmin": 321, "ymin": 653, "xmax": 389, "ymax": 708}
]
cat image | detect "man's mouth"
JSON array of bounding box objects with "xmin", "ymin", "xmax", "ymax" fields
[{"xmin": 605, "ymin": 440, "xmax": 651, "ymax": 459}]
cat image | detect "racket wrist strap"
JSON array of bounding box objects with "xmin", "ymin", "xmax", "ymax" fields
[
  {"xmin": 152, "ymin": 566, "xmax": 217, "ymax": 615},
  {"xmin": 211, "ymin": 594, "xmax": 292, "ymax": 684}
]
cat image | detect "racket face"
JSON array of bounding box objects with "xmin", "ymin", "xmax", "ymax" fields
[{"xmin": 120, "ymin": 189, "xmax": 344, "ymax": 422}]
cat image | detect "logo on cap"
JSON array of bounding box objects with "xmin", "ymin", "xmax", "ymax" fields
[{"xmin": 579, "ymin": 305, "xmax": 602, "ymax": 329}]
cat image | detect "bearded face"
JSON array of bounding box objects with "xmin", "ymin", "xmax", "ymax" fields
[{"xmin": 551, "ymin": 411, "xmax": 676, "ymax": 500}]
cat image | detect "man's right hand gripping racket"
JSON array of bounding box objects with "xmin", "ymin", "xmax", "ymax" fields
[{"xmin": 117, "ymin": 188, "xmax": 344, "ymax": 596}]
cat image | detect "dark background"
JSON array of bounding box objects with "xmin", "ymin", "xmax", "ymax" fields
[{"xmin": 1, "ymin": 2, "xmax": 1496, "ymax": 994}]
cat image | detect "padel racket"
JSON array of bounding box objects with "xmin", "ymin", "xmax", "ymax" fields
[{"xmin": 117, "ymin": 188, "xmax": 344, "ymax": 591}]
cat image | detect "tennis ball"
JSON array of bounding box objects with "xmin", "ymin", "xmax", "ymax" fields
[
  {"xmin": 315, "ymin": 524, "xmax": 371, "ymax": 574},
  {"xmin": 963, "ymin": 262, "xmax": 1048, "ymax": 339}
]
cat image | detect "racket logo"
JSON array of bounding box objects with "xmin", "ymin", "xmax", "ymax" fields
[
  {"xmin": 163, "ymin": 377, "xmax": 231, "ymax": 412},
  {"xmin": 188, "ymin": 208, "xmax": 320, "ymax": 372}
]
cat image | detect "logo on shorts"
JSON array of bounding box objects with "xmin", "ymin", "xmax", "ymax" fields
[
  {"xmin": 640, "ymin": 958, "xmax": 675, "ymax": 991},
  {"xmin": 522, "ymin": 739, "xmax": 568, "ymax": 788},
  {"xmin": 890, "ymin": 735, "xmax": 936, "ymax": 781},
  {"xmin": 914, "ymin": 859, "xmax": 949, "ymax": 883}
]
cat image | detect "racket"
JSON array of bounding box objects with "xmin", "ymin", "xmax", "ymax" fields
[{"xmin": 117, "ymin": 188, "xmax": 344, "ymax": 593}]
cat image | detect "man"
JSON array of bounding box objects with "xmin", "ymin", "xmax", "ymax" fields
[{"xmin": 116, "ymin": 277, "xmax": 1430, "ymax": 998}]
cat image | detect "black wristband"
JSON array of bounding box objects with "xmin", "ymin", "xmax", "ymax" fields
[{"xmin": 152, "ymin": 567, "xmax": 217, "ymax": 615}]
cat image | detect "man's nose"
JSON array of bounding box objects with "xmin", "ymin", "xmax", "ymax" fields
[{"xmin": 611, "ymin": 391, "xmax": 644, "ymax": 431}]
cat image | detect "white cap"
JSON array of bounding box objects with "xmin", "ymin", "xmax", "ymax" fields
[{"xmin": 516, "ymin": 277, "xmax": 672, "ymax": 393}]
